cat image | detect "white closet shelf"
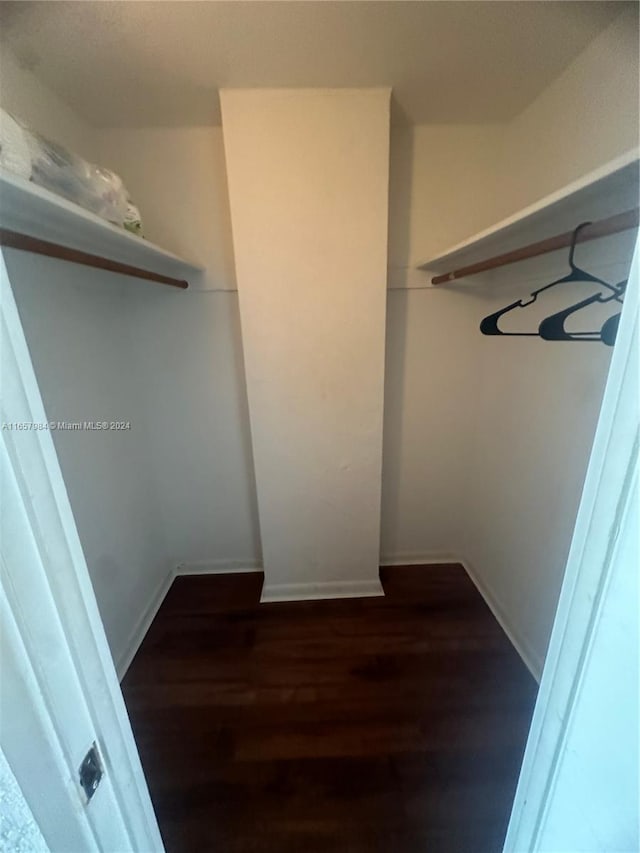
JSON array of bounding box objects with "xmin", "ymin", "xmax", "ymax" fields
[
  {"xmin": 0, "ymin": 169, "xmax": 202, "ymax": 288},
  {"xmin": 418, "ymin": 150, "xmax": 639, "ymax": 284}
]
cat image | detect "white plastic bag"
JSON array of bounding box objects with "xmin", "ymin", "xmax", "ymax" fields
[
  {"xmin": 124, "ymin": 200, "xmax": 143, "ymax": 236},
  {"xmin": 0, "ymin": 108, "xmax": 137, "ymax": 230},
  {"xmin": 27, "ymin": 131, "xmax": 129, "ymax": 225},
  {"xmin": 0, "ymin": 109, "xmax": 32, "ymax": 179}
]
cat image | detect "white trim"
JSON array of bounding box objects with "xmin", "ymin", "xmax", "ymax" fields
[
  {"xmin": 116, "ymin": 567, "xmax": 176, "ymax": 682},
  {"xmin": 176, "ymin": 558, "xmax": 263, "ymax": 576},
  {"xmin": 459, "ymin": 557, "xmax": 543, "ymax": 682},
  {"xmin": 380, "ymin": 553, "xmax": 460, "ymax": 566},
  {"xmin": 261, "ymin": 579, "xmax": 385, "ymax": 603},
  {"xmin": 123, "ymin": 553, "xmax": 542, "ymax": 681}
]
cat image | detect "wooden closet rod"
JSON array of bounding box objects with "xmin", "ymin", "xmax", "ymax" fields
[
  {"xmin": 431, "ymin": 207, "xmax": 640, "ymax": 285},
  {"xmin": 0, "ymin": 229, "xmax": 189, "ymax": 289}
]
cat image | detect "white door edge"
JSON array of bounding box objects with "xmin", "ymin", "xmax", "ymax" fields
[
  {"xmin": 503, "ymin": 235, "xmax": 639, "ymax": 849},
  {"xmin": 1, "ymin": 249, "xmax": 164, "ymax": 851}
]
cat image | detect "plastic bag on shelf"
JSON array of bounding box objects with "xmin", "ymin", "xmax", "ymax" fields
[
  {"xmin": 27, "ymin": 132, "xmax": 129, "ymax": 226},
  {"xmin": 0, "ymin": 108, "xmax": 32, "ymax": 179},
  {"xmin": 124, "ymin": 200, "xmax": 143, "ymax": 236},
  {"xmin": 0, "ymin": 107, "xmax": 137, "ymax": 230}
]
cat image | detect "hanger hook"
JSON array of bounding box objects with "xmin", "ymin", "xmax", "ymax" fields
[{"xmin": 568, "ymin": 221, "xmax": 592, "ymax": 270}]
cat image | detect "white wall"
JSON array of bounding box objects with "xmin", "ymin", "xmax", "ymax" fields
[
  {"xmin": 82, "ymin": 10, "xmax": 640, "ymax": 608},
  {"xmin": 0, "ymin": 47, "xmax": 95, "ymax": 159},
  {"xmin": 1, "ymin": 58, "xmax": 260, "ymax": 659},
  {"xmin": 95, "ymin": 127, "xmax": 237, "ymax": 291},
  {"xmin": 222, "ymin": 88, "xmax": 390, "ymax": 596},
  {"xmin": 382, "ymin": 7, "xmax": 639, "ymax": 677},
  {"xmin": 3, "ymin": 5, "xmax": 638, "ymax": 675},
  {"xmin": 382, "ymin": 120, "xmax": 507, "ymax": 565},
  {"xmin": 92, "ymin": 116, "xmax": 466, "ymax": 582},
  {"xmin": 91, "ymin": 126, "xmax": 261, "ymax": 572},
  {"xmin": 458, "ymin": 233, "xmax": 635, "ymax": 677},
  {"xmin": 451, "ymin": 7, "xmax": 639, "ymax": 676},
  {"xmin": 390, "ymin": 5, "xmax": 639, "ymax": 277},
  {"xmin": 0, "ymin": 53, "xmax": 184, "ymax": 670},
  {"xmin": 122, "ymin": 284, "xmax": 261, "ymax": 571},
  {"xmin": 380, "ymin": 286, "xmax": 477, "ymax": 562},
  {"xmin": 388, "ymin": 120, "xmax": 505, "ymax": 280},
  {"xmin": 501, "ymin": 4, "xmax": 639, "ymax": 215},
  {"xmin": 6, "ymin": 251, "xmax": 172, "ymax": 670}
]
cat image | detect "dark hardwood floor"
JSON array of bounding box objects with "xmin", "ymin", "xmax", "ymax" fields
[{"xmin": 122, "ymin": 565, "xmax": 537, "ymax": 853}]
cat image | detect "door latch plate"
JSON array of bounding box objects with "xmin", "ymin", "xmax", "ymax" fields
[{"xmin": 79, "ymin": 742, "xmax": 103, "ymax": 803}]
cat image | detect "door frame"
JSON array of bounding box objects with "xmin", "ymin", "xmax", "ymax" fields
[
  {"xmin": 1, "ymin": 249, "xmax": 164, "ymax": 851},
  {"xmin": 503, "ymin": 233, "xmax": 639, "ymax": 849}
]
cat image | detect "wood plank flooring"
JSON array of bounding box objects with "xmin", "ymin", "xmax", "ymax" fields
[{"xmin": 122, "ymin": 564, "xmax": 537, "ymax": 853}]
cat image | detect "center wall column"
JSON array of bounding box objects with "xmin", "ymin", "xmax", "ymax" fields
[{"xmin": 221, "ymin": 88, "xmax": 391, "ymax": 600}]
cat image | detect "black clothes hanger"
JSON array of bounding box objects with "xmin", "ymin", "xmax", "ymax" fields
[
  {"xmin": 600, "ymin": 312, "xmax": 621, "ymax": 347},
  {"xmin": 538, "ymin": 280, "xmax": 626, "ymax": 343},
  {"xmin": 480, "ymin": 222, "xmax": 621, "ymax": 337}
]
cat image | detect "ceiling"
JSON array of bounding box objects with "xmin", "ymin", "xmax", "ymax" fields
[{"xmin": 0, "ymin": 1, "xmax": 629, "ymax": 127}]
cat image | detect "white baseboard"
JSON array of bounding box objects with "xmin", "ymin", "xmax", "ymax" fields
[
  {"xmin": 116, "ymin": 566, "xmax": 176, "ymax": 681},
  {"xmin": 459, "ymin": 556, "xmax": 543, "ymax": 682},
  {"xmin": 115, "ymin": 555, "xmax": 542, "ymax": 682},
  {"xmin": 176, "ymin": 558, "xmax": 263, "ymax": 575},
  {"xmin": 261, "ymin": 578, "xmax": 385, "ymax": 603},
  {"xmin": 380, "ymin": 552, "xmax": 460, "ymax": 566}
]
